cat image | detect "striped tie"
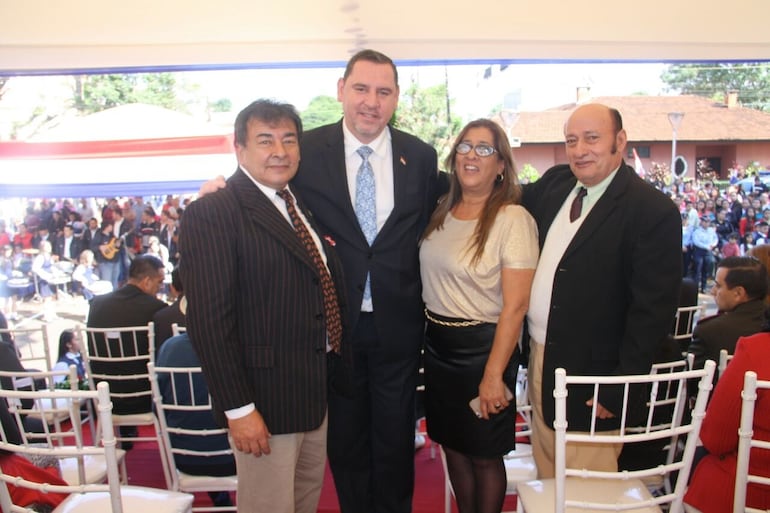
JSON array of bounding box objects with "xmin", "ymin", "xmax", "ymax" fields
[{"xmin": 277, "ymin": 189, "xmax": 342, "ymax": 353}]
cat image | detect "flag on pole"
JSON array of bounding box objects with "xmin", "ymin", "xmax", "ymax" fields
[{"xmin": 633, "ymin": 147, "xmax": 646, "ymax": 177}]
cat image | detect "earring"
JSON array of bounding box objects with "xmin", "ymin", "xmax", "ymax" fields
[{"xmin": 496, "ymin": 173, "xmax": 504, "ymax": 183}]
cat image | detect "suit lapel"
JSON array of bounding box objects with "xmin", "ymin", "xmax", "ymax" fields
[
  {"xmin": 540, "ymin": 176, "xmax": 576, "ymax": 248},
  {"xmin": 228, "ymin": 169, "xmax": 316, "ymax": 272},
  {"xmin": 321, "ymin": 122, "xmax": 361, "ymax": 232},
  {"xmin": 562, "ymin": 165, "xmax": 631, "ymax": 259},
  {"xmin": 377, "ymin": 127, "xmax": 409, "ymax": 240}
]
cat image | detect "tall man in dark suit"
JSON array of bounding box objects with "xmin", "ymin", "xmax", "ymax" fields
[
  {"xmin": 180, "ymin": 100, "xmax": 349, "ymax": 513},
  {"xmin": 522, "ymin": 103, "xmax": 682, "ymax": 478},
  {"xmin": 291, "ymin": 50, "xmax": 440, "ymax": 513}
]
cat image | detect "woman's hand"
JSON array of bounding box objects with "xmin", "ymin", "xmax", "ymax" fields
[{"xmin": 477, "ymin": 376, "xmax": 510, "ymax": 420}]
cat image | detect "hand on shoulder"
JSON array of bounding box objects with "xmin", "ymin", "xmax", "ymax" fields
[{"xmin": 198, "ymin": 175, "xmax": 227, "ymax": 198}]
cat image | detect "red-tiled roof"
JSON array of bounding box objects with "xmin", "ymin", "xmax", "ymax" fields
[{"xmin": 509, "ymin": 95, "xmax": 770, "ymax": 144}]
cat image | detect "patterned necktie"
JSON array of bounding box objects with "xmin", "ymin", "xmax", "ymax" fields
[
  {"xmin": 355, "ymin": 146, "xmax": 376, "ymax": 301},
  {"xmin": 277, "ymin": 189, "xmax": 342, "ymax": 353},
  {"xmin": 569, "ymin": 186, "xmax": 588, "ymax": 223}
]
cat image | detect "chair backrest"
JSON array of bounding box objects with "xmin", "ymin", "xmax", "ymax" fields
[
  {"xmin": 80, "ymin": 323, "xmax": 155, "ymax": 412},
  {"xmin": 672, "ymin": 304, "xmax": 706, "ymax": 341},
  {"xmin": 719, "ymin": 349, "xmax": 734, "ymax": 380},
  {"xmin": 637, "ymin": 359, "xmax": 691, "ymax": 494},
  {"xmin": 170, "ymin": 323, "xmax": 186, "ymax": 337},
  {"xmin": 514, "ymin": 366, "xmax": 532, "ymax": 443},
  {"xmin": 733, "ymin": 371, "xmax": 770, "ymax": 513},
  {"xmin": 553, "ymin": 360, "xmax": 716, "ymax": 513},
  {"xmin": 0, "ymin": 381, "xmax": 125, "ymax": 513},
  {"xmin": 0, "ymin": 326, "xmax": 51, "ymax": 372},
  {"xmin": 147, "ymin": 363, "xmax": 234, "ymax": 491},
  {"xmin": 0, "ymin": 365, "xmax": 80, "ymax": 446}
]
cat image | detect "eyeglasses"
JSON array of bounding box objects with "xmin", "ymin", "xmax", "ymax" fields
[{"xmin": 455, "ymin": 142, "xmax": 497, "ymax": 157}]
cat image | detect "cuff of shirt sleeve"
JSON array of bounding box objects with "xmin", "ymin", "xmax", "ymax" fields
[{"xmin": 225, "ymin": 403, "xmax": 255, "ymax": 420}]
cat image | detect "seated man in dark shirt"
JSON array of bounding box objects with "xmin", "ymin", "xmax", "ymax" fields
[
  {"xmin": 153, "ymin": 268, "xmax": 186, "ymax": 349},
  {"xmin": 86, "ymin": 255, "xmax": 167, "ymax": 447},
  {"xmin": 156, "ymin": 332, "xmax": 235, "ymax": 507}
]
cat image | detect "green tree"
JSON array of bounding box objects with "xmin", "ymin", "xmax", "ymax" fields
[
  {"xmin": 660, "ymin": 62, "xmax": 770, "ymax": 111},
  {"xmin": 73, "ymin": 73, "xmax": 182, "ymax": 114},
  {"xmin": 518, "ymin": 163, "xmax": 540, "ymax": 184},
  {"xmin": 301, "ymin": 95, "xmax": 342, "ymax": 130},
  {"xmin": 396, "ymin": 81, "xmax": 462, "ymax": 168},
  {"xmin": 209, "ymin": 98, "xmax": 232, "ymax": 113}
]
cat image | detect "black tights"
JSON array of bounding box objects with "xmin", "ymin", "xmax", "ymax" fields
[{"xmin": 444, "ymin": 446, "xmax": 506, "ymax": 513}]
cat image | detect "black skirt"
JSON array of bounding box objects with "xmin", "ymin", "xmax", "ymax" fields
[{"xmin": 424, "ymin": 310, "xmax": 519, "ymax": 458}]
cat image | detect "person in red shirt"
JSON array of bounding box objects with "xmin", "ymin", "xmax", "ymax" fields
[
  {"xmin": 12, "ymin": 223, "xmax": 33, "ymax": 250},
  {"xmin": 721, "ymin": 232, "xmax": 741, "ymax": 258},
  {"xmin": 0, "ymin": 221, "xmax": 10, "ymax": 249},
  {"xmin": 684, "ymin": 314, "xmax": 770, "ymax": 513}
]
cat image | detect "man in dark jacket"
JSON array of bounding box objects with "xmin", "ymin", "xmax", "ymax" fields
[
  {"xmin": 86, "ymin": 254, "xmax": 166, "ymax": 447},
  {"xmin": 688, "ymin": 256, "xmax": 768, "ymax": 371}
]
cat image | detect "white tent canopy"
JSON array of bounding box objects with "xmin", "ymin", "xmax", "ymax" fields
[
  {"xmin": 1, "ymin": 0, "xmax": 769, "ymax": 74},
  {"xmin": 29, "ymin": 104, "xmax": 230, "ymax": 141}
]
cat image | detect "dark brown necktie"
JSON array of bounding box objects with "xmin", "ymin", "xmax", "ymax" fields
[
  {"xmin": 569, "ymin": 187, "xmax": 588, "ymax": 223},
  {"xmin": 277, "ymin": 189, "xmax": 342, "ymax": 353}
]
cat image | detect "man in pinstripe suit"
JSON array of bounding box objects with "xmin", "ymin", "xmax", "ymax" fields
[{"xmin": 180, "ymin": 99, "xmax": 349, "ymax": 513}]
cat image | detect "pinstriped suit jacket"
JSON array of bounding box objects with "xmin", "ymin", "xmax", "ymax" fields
[{"xmin": 179, "ymin": 168, "xmax": 349, "ymax": 433}]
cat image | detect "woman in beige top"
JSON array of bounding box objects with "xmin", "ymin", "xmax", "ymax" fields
[{"xmin": 419, "ymin": 119, "xmax": 538, "ymax": 513}]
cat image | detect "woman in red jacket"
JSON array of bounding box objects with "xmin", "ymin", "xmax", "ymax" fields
[{"xmin": 684, "ymin": 310, "xmax": 770, "ymax": 513}]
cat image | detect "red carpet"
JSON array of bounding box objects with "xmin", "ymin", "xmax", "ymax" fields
[{"xmin": 124, "ymin": 430, "xmax": 517, "ymax": 512}]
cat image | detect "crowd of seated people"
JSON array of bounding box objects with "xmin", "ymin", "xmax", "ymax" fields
[{"xmin": 0, "ymin": 195, "xmax": 190, "ymax": 316}]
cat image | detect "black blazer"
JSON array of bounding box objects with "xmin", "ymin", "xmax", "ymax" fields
[
  {"xmin": 523, "ymin": 163, "xmax": 682, "ymax": 430},
  {"xmin": 292, "ymin": 121, "xmax": 439, "ymax": 358},
  {"xmin": 180, "ymin": 169, "xmax": 350, "ymax": 433},
  {"xmin": 688, "ymin": 299, "xmax": 766, "ymax": 371},
  {"xmin": 152, "ymin": 298, "xmax": 186, "ymax": 350},
  {"xmin": 53, "ymin": 235, "xmax": 82, "ymax": 262},
  {"xmin": 86, "ymin": 284, "xmax": 168, "ymax": 414}
]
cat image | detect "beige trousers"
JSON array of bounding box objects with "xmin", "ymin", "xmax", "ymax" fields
[
  {"xmin": 528, "ymin": 340, "xmax": 622, "ymax": 479},
  {"xmin": 231, "ymin": 412, "xmax": 328, "ymax": 513}
]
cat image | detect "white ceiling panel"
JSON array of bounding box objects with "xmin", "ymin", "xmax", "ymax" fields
[{"xmin": 1, "ymin": 0, "xmax": 769, "ymax": 74}]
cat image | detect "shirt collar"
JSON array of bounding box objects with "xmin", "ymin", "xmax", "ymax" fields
[
  {"xmin": 239, "ymin": 165, "xmax": 294, "ymax": 199},
  {"xmin": 342, "ymin": 120, "xmax": 390, "ymax": 160},
  {"xmin": 577, "ymin": 165, "xmax": 619, "ymax": 199}
]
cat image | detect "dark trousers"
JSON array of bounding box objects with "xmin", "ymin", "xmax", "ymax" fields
[
  {"xmin": 327, "ymin": 313, "xmax": 419, "ymax": 513},
  {"xmin": 692, "ymin": 248, "xmax": 714, "ymax": 292},
  {"xmin": 682, "ymin": 247, "xmax": 693, "ymax": 278}
]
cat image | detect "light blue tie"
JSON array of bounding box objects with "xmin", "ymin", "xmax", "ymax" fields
[{"xmin": 355, "ymin": 146, "xmax": 376, "ymax": 301}]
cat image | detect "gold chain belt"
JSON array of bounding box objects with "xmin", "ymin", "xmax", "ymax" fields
[{"xmin": 424, "ymin": 309, "xmax": 484, "ymax": 328}]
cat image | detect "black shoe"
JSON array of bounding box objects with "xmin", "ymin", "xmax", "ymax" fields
[
  {"xmin": 208, "ymin": 491, "xmax": 233, "ymax": 507},
  {"xmin": 119, "ymin": 426, "xmax": 138, "ymax": 450}
]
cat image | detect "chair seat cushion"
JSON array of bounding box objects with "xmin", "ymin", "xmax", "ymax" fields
[
  {"xmin": 178, "ymin": 470, "xmax": 238, "ymax": 491},
  {"xmin": 503, "ymin": 444, "xmax": 537, "ymax": 492},
  {"xmin": 111, "ymin": 412, "xmax": 156, "ymax": 425},
  {"xmin": 517, "ymin": 477, "xmax": 662, "ymax": 513},
  {"xmin": 59, "ymin": 450, "xmax": 126, "ymax": 485},
  {"xmin": 53, "ymin": 485, "xmax": 193, "ymax": 513}
]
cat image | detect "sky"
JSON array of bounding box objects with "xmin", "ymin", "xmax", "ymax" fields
[
  {"xmin": 183, "ymin": 62, "xmax": 668, "ymax": 119},
  {"xmin": 0, "ymin": 62, "xmax": 669, "ymax": 140}
]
